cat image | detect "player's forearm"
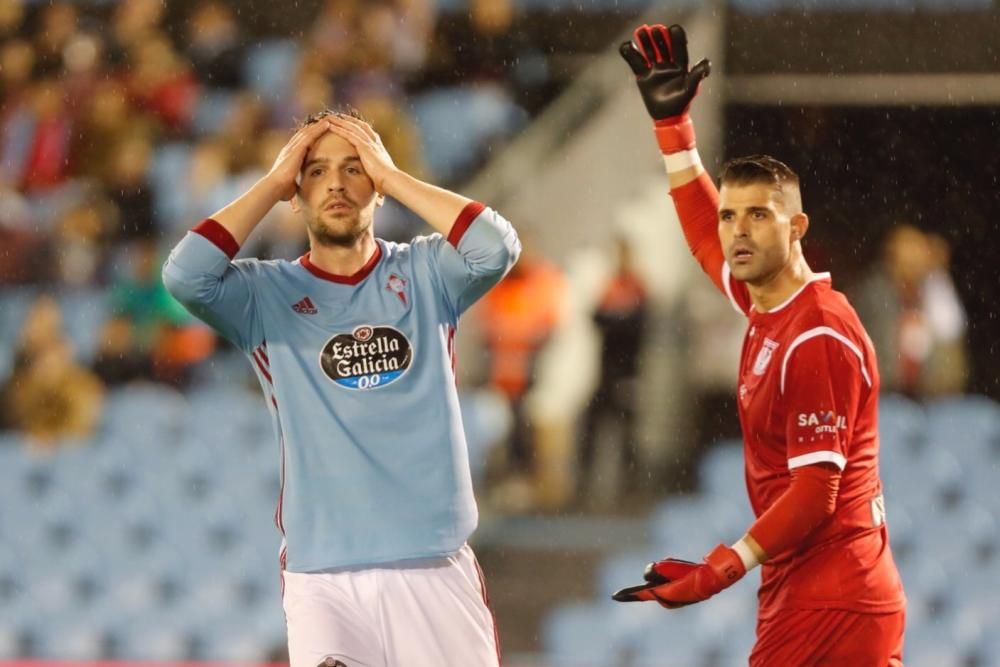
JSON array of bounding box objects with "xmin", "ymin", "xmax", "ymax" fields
[
  {"xmin": 379, "ymin": 169, "xmax": 472, "ymax": 237},
  {"xmin": 671, "ymin": 171, "xmax": 723, "ymax": 261},
  {"xmin": 745, "ymin": 464, "xmax": 842, "ymax": 564},
  {"xmin": 653, "ymin": 121, "xmax": 726, "ymax": 268},
  {"xmin": 206, "ymin": 175, "xmax": 286, "ymax": 247}
]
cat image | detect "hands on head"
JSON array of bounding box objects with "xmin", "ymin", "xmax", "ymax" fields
[{"xmin": 266, "ymin": 113, "xmax": 397, "ymax": 202}]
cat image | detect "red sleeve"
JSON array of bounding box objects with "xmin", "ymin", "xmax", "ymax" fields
[
  {"xmin": 670, "ymin": 172, "xmax": 750, "ymax": 315},
  {"xmin": 748, "ymin": 464, "xmax": 841, "ymax": 559},
  {"xmin": 192, "ymin": 218, "xmax": 240, "ymax": 260},
  {"xmin": 446, "ymin": 201, "xmax": 486, "ymax": 248},
  {"xmin": 781, "ymin": 327, "xmax": 871, "ymax": 470}
]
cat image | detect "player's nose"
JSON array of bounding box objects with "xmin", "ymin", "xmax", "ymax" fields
[
  {"xmin": 733, "ymin": 215, "xmax": 752, "ymax": 237},
  {"xmin": 325, "ymin": 174, "xmax": 346, "ymax": 192}
]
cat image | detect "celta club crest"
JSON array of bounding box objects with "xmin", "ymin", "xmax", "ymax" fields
[
  {"xmin": 386, "ymin": 273, "xmax": 408, "ymax": 306},
  {"xmin": 752, "ymin": 338, "xmax": 779, "ymax": 376}
]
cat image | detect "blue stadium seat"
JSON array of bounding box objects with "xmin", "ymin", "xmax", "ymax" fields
[
  {"xmin": 925, "ymin": 395, "xmax": 1000, "ymax": 464},
  {"xmin": 929, "ymin": 501, "xmax": 998, "ymax": 567},
  {"xmin": 878, "ymin": 392, "xmax": 927, "ymax": 454},
  {"xmin": 631, "ymin": 607, "xmax": 712, "ymax": 667},
  {"xmin": 102, "ymin": 383, "xmax": 189, "ymax": 442},
  {"xmin": 150, "ymin": 143, "xmax": 194, "ymax": 228},
  {"xmin": 192, "ymin": 89, "xmax": 237, "ymax": 137},
  {"xmin": 595, "ymin": 548, "xmax": 663, "ymax": 601},
  {"xmin": 542, "ymin": 602, "xmax": 625, "ymax": 666},
  {"xmin": 409, "ymin": 86, "xmax": 528, "ymax": 182},
  {"xmin": 904, "ymin": 622, "xmax": 968, "ymax": 667},
  {"xmin": 56, "ymin": 289, "xmax": 108, "ymax": 362},
  {"xmin": 199, "ymin": 625, "xmax": 274, "ymax": 661},
  {"xmin": 242, "ymin": 40, "xmax": 300, "ymax": 104},
  {"xmin": 32, "ymin": 617, "xmax": 112, "ymax": 660},
  {"xmin": 115, "ymin": 619, "xmax": 195, "ymax": 661},
  {"xmin": 0, "ymin": 287, "xmax": 38, "ymax": 377},
  {"xmin": 649, "ymin": 494, "xmax": 750, "ymax": 554}
]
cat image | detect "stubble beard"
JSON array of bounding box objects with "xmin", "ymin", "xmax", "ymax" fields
[
  {"xmin": 730, "ymin": 247, "xmax": 786, "ymax": 287},
  {"xmin": 307, "ymin": 211, "xmax": 372, "ymax": 248}
]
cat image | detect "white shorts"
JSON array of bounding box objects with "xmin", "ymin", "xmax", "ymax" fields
[{"xmin": 282, "ymin": 544, "xmax": 501, "ymax": 667}]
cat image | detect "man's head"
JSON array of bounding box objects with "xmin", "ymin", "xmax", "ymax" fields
[
  {"xmin": 291, "ymin": 107, "xmax": 383, "ymax": 248},
  {"xmin": 717, "ymin": 155, "xmax": 808, "ymax": 285}
]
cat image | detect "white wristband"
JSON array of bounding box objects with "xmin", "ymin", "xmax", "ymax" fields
[
  {"xmin": 732, "ymin": 538, "xmax": 761, "ymax": 572},
  {"xmin": 662, "ymin": 149, "xmax": 702, "ymax": 174}
]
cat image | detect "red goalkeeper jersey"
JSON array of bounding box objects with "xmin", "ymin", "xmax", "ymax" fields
[{"xmin": 672, "ymin": 173, "xmax": 906, "ymax": 618}]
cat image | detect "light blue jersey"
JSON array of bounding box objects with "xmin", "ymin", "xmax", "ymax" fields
[{"xmin": 163, "ymin": 203, "xmax": 520, "ymax": 572}]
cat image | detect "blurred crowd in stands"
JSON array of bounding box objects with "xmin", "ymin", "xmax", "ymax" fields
[
  {"xmin": 0, "ymin": 0, "xmax": 559, "ymax": 448},
  {"xmin": 0, "ymin": 0, "xmax": 973, "ymax": 518}
]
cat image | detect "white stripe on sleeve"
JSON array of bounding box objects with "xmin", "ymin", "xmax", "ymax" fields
[
  {"xmin": 788, "ymin": 450, "xmax": 847, "ymax": 470},
  {"xmin": 780, "ymin": 326, "xmax": 872, "ymax": 394}
]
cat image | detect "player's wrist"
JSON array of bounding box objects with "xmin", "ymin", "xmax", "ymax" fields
[
  {"xmin": 705, "ymin": 543, "xmax": 747, "ymax": 589},
  {"xmin": 375, "ymin": 166, "xmax": 406, "ymax": 197},
  {"xmin": 653, "ymin": 114, "xmax": 696, "ymax": 154},
  {"xmin": 731, "ymin": 537, "xmax": 763, "ymax": 572},
  {"xmin": 258, "ymin": 172, "xmax": 294, "ymax": 202}
]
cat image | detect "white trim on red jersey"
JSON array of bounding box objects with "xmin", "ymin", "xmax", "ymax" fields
[
  {"xmin": 721, "ymin": 262, "xmax": 747, "ymax": 315},
  {"xmin": 762, "ymin": 272, "xmax": 832, "ymax": 314},
  {"xmin": 787, "ymin": 449, "xmax": 848, "ymax": 471},
  {"xmin": 780, "ymin": 325, "xmax": 873, "ymax": 394}
]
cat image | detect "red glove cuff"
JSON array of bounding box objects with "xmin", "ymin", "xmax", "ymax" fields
[
  {"xmin": 654, "ymin": 114, "xmax": 696, "ymax": 153},
  {"xmin": 704, "ymin": 543, "xmax": 746, "ymax": 589}
]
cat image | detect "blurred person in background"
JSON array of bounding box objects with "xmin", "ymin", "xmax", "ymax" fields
[
  {"xmin": 91, "ymin": 315, "xmax": 152, "ymax": 387},
  {"xmin": 1, "ymin": 294, "xmax": 103, "ymax": 445},
  {"xmin": 110, "ymin": 239, "xmax": 215, "ymax": 387},
  {"xmin": 107, "ymin": 0, "xmax": 166, "ymax": 66},
  {"xmin": 69, "ymin": 79, "xmax": 154, "ymax": 183},
  {"xmin": 32, "ymin": 2, "xmax": 78, "ymax": 75},
  {"xmin": 162, "ymin": 109, "xmax": 518, "ymax": 666},
  {"xmin": 612, "ymin": 24, "xmax": 905, "ymax": 666},
  {"xmin": 852, "ymin": 224, "xmax": 968, "ymax": 398},
  {"xmin": 11, "ymin": 77, "xmax": 73, "ymax": 193},
  {"xmin": 420, "ymin": 0, "xmax": 522, "ymax": 92},
  {"xmin": 52, "ymin": 196, "xmax": 115, "ymax": 287},
  {"xmin": 478, "ymin": 236, "xmax": 565, "ymax": 512},
  {"xmin": 575, "ymin": 236, "xmax": 648, "ymax": 507},
  {"xmin": 0, "ymin": 0, "xmax": 25, "ymax": 41},
  {"xmin": 183, "ymin": 0, "xmax": 245, "ymax": 89},
  {"xmin": 0, "ymin": 38, "xmax": 35, "ymax": 103},
  {"xmin": 104, "ymin": 134, "xmax": 156, "ymax": 240},
  {"xmin": 123, "ymin": 32, "xmax": 199, "ymax": 134}
]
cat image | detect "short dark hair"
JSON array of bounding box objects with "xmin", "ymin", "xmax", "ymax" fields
[
  {"xmin": 720, "ymin": 155, "xmax": 800, "ymax": 190},
  {"xmin": 298, "ymin": 106, "xmax": 368, "ymax": 129}
]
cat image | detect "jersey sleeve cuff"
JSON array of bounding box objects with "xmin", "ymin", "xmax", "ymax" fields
[
  {"xmin": 192, "ymin": 218, "xmax": 240, "ymax": 259},
  {"xmin": 788, "ymin": 450, "xmax": 847, "ymax": 471},
  {"xmin": 447, "ymin": 201, "xmax": 487, "ymax": 248}
]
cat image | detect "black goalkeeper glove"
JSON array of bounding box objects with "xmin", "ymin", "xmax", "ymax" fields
[{"xmin": 619, "ymin": 23, "xmax": 711, "ymax": 153}]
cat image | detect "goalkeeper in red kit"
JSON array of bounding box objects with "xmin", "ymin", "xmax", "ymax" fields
[{"xmin": 611, "ymin": 23, "xmax": 906, "ymax": 666}]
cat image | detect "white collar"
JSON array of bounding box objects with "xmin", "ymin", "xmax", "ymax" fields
[{"xmin": 753, "ymin": 272, "xmax": 832, "ymax": 314}]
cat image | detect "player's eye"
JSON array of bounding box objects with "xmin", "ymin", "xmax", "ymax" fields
[
  {"xmin": 346, "ymin": 166, "xmax": 361, "ymax": 175},
  {"xmin": 310, "ymin": 168, "xmax": 324, "ymax": 177}
]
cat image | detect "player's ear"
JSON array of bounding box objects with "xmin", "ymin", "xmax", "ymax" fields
[
  {"xmin": 289, "ymin": 188, "xmax": 302, "ymax": 212},
  {"xmin": 790, "ymin": 212, "xmax": 809, "ymax": 242},
  {"xmin": 375, "ymin": 192, "xmax": 385, "ymax": 208}
]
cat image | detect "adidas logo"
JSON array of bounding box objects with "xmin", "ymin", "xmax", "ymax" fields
[{"xmin": 292, "ymin": 296, "xmax": 318, "ymax": 315}]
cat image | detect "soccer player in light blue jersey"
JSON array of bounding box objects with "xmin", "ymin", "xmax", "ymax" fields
[{"xmin": 163, "ymin": 109, "xmax": 520, "ymax": 667}]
